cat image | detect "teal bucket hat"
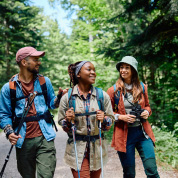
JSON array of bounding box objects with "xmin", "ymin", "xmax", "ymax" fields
[{"xmin": 116, "ymin": 56, "xmax": 138, "ymax": 73}]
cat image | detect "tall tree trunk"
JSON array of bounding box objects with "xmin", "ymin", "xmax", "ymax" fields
[
  {"xmin": 4, "ymin": 19, "xmax": 10, "ymax": 80},
  {"xmin": 5, "ymin": 42, "xmax": 10, "ymax": 79},
  {"xmin": 150, "ymin": 63, "xmax": 156, "ymax": 89},
  {"xmin": 139, "ymin": 59, "xmax": 145, "ymax": 83},
  {"xmin": 89, "ymin": 34, "xmax": 94, "ymax": 58}
]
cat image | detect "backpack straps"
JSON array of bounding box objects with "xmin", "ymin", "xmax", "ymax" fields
[
  {"xmin": 9, "ymin": 80, "xmax": 16, "ymax": 119},
  {"xmin": 68, "ymin": 88, "xmax": 76, "ymax": 112},
  {"xmin": 113, "ymin": 84, "xmax": 120, "ymax": 112},
  {"xmin": 68, "ymin": 87, "xmax": 104, "ymax": 116},
  {"xmin": 113, "ymin": 82, "xmax": 145, "ymax": 112},
  {"xmin": 38, "ymin": 75, "xmax": 48, "ymax": 105},
  {"xmin": 95, "ymin": 87, "xmax": 104, "ymax": 111},
  {"xmin": 140, "ymin": 82, "xmax": 145, "ymax": 94}
]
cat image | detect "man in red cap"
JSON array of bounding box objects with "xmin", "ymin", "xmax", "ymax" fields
[
  {"xmin": 0, "ymin": 46, "xmax": 67, "ymax": 178},
  {"xmin": 15, "ymin": 46, "xmax": 46, "ymax": 75}
]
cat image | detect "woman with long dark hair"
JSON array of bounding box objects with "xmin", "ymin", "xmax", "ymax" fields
[
  {"xmin": 107, "ymin": 56, "xmax": 160, "ymax": 178},
  {"xmin": 58, "ymin": 61, "xmax": 114, "ymax": 178}
]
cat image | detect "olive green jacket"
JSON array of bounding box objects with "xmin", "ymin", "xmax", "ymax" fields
[{"xmin": 58, "ymin": 85, "xmax": 115, "ymax": 171}]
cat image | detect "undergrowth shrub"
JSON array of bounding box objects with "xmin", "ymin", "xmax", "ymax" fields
[{"xmin": 151, "ymin": 125, "xmax": 178, "ymax": 168}]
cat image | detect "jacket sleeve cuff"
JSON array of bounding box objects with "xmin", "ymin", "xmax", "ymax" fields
[
  {"xmin": 4, "ymin": 124, "xmax": 14, "ymax": 139},
  {"xmin": 114, "ymin": 114, "xmax": 120, "ymax": 121}
]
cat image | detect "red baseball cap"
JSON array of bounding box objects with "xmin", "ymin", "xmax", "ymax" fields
[{"xmin": 16, "ymin": 47, "xmax": 45, "ymax": 63}]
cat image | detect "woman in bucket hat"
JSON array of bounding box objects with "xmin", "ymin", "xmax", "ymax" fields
[{"xmin": 107, "ymin": 56, "xmax": 160, "ymax": 178}]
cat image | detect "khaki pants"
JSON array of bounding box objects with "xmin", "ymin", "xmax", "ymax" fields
[{"xmin": 16, "ymin": 136, "xmax": 56, "ymax": 178}]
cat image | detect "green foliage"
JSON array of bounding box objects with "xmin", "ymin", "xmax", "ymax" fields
[
  {"xmin": 104, "ymin": 124, "xmax": 114, "ymax": 143},
  {"xmin": 173, "ymin": 122, "xmax": 178, "ymax": 139},
  {"xmin": 48, "ymin": 0, "xmax": 120, "ymax": 92},
  {"xmin": 0, "ymin": 0, "xmax": 44, "ymax": 87},
  {"xmin": 153, "ymin": 125, "xmax": 178, "ymax": 168},
  {"xmin": 40, "ymin": 18, "xmax": 74, "ymax": 93}
]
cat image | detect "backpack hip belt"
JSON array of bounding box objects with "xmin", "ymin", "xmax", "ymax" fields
[{"xmin": 68, "ymin": 133, "xmax": 104, "ymax": 144}]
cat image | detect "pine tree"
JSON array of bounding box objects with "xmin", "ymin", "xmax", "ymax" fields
[{"xmin": 0, "ymin": 0, "xmax": 44, "ymax": 85}]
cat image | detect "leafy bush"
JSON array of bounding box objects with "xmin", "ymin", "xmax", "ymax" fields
[
  {"xmin": 153, "ymin": 124, "xmax": 178, "ymax": 168},
  {"xmin": 104, "ymin": 124, "xmax": 114, "ymax": 143}
]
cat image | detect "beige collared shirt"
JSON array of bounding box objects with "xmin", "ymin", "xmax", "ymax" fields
[{"xmin": 58, "ymin": 85, "xmax": 115, "ymax": 171}]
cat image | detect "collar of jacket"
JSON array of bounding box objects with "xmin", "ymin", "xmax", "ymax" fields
[
  {"xmin": 12, "ymin": 73, "xmax": 39, "ymax": 82},
  {"xmin": 72, "ymin": 84, "xmax": 97, "ymax": 97},
  {"xmin": 11, "ymin": 74, "xmax": 39, "ymax": 89}
]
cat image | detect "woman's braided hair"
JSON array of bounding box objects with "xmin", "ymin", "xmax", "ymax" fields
[
  {"xmin": 68, "ymin": 61, "xmax": 82, "ymax": 87},
  {"xmin": 67, "ymin": 61, "xmax": 82, "ymax": 105}
]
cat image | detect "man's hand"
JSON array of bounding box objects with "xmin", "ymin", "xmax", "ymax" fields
[
  {"xmin": 58, "ymin": 87, "xmax": 63, "ymax": 96},
  {"xmin": 58, "ymin": 87, "xmax": 69, "ymax": 96},
  {"xmin": 66, "ymin": 107, "xmax": 75, "ymax": 123},
  {"xmin": 8, "ymin": 133, "xmax": 21, "ymax": 145},
  {"xmin": 62, "ymin": 88, "xmax": 69, "ymax": 95},
  {"xmin": 96, "ymin": 110, "xmax": 105, "ymax": 123},
  {"xmin": 54, "ymin": 87, "xmax": 69, "ymax": 108}
]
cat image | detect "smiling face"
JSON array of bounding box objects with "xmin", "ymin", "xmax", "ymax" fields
[
  {"xmin": 119, "ymin": 63, "xmax": 132, "ymax": 82},
  {"xmin": 25, "ymin": 56, "xmax": 41, "ymax": 74},
  {"xmin": 77, "ymin": 62, "xmax": 96, "ymax": 85}
]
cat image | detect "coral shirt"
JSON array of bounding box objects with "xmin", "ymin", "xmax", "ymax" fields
[{"xmin": 20, "ymin": 79, "xmax": 42, "ymax": 138}]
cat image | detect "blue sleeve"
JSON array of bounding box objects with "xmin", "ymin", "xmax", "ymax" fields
[
  {"xmin": 44, "ymin": 76, "xmax": 56, "ymax": 109},
  {"xmin": 0, "ymin": 83, "xmax": 13, "ymax": 129}
]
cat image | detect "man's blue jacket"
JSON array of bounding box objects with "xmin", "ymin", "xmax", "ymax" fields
[{"xmin": 0, "ymin": 74, "xmax": 56, "ymax": 148}]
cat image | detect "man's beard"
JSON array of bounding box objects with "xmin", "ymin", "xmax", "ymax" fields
[{"xmin": 27, "ymin": 66, "xmax": 39, "ymax": 75}]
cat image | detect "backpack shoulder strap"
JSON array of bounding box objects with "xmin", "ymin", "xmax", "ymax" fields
[
  {"xmin": 95, "ymin": 87, "xmax": 104, "ymax": 111},
  {"xmin": 9, "ymin": 80, "xmax": 16, "ymax": 118},
  {"xmin": 113, "ymin": 84, "xmax": 116, "ymax": 91},
  {"xmin": 68, "ymin": 88, "xmax": 76, "ymax": 112},
  {"xmin": 9, "ymin": 74, "xmax": 18, "ymax": 82},
  {"xmin": 113, "ymin": 84, "xmax": 120, "ymax": 112},
  {"xmin": 38, "ymin": 75, "xmax": 48, "ymax": 105},
  {"xmin": 140, "ymin": 82, "xmax": 145, "ymax": 94}
]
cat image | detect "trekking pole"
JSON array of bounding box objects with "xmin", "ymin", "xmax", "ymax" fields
[
  {"xmin": 71, "ymin": 120, "xmax": 80, "ymax": 178},
  {"xmin": 99, "ymin": 121, "xmax": 104, "ymax": 178},
  {"xmin": 0, "ymin": 92, "xmax": 37, "ymax": 178},
  {"xmin": 50, "ymin": 115, "xmax": 58, "ymax": 132}
]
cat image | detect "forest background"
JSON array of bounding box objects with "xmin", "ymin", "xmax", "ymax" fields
[{"xmin": 0, "ymin": 0, "xmax": 178, "ymax": 170}]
